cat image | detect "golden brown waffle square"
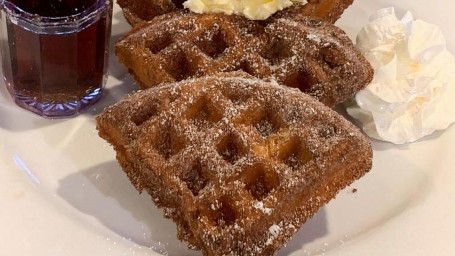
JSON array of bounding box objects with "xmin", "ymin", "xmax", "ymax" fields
[
  {"xmin": 96, "ymin": 73, "xmax": 372, "ymax": 256},
  {"xmin": 116, "ymin": 12, "xmax": 373, "ymax": 107},
  {"xmin": 117, "ymin": 0, "xmax": 354, "ymax": 26},
  {"xmin": 275, "ymin": 0, "xmax": 354, "ymax": 23}
]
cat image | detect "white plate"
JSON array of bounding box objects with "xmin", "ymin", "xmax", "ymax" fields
[{"xmin": 1, "ymin": 1, "xmax": 455, "ymax": 255}]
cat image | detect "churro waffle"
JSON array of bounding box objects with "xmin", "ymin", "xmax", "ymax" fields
[
  {"xmin": 276, "ymin": 0, "xmax": 354, "ymax": 23},
  {"xmin": 96, "ymin": 73, "xmax": 373, "ymax": 255},
  {"xmin": 117, "ymin": 0, "xmax": 353, "ymax": 26},
  {"xmin": 116, "ymin": 12, "xmax": 373, "ymax": 107}
]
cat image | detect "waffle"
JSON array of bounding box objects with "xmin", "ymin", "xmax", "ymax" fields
[
  {"xmin": 96, "ymin": 73, "xmax": 373, "ymax": 256},
  {"xmin": 275, "ymin": 0, "xmax": 354, "ymax": 23},
  {"xmin": 117, "ymin": 0, "xmax": 353, "ymax": 26},
  {"xmin": 116, "ymin": 12, "xmax": 373, "ymax": 107}
]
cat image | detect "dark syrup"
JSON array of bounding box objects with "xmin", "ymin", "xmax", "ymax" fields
[
  {"xmin": 10, "ymin": 0, "xmax": 97, "ymax": 17},
  {"xmin": 3, "ymin": 0, "xmax": 109, "ymax": 103}
]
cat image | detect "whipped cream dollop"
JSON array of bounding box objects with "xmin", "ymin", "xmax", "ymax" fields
[
  {"xmin": 183, "ymin": 0, "xmax": 307, "ymax": 20},
  {"xmin": 346, "ymin": 7, "xmax": 455, "ymax": 144}
]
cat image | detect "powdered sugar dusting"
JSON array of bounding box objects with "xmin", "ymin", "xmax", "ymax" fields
[
  {"xmin": 96, "ymin": 72, "xmax": 373, "ymax": 255},
  {"xmin": 116, "ymin": 11, "xmax": 373, "ymax": 107},
  {"xmin": 253, "ymin": 201, "xmax": 272, "ymax": 215},
  {"xmin": 266, "ymin": 224, "xmax": 282, "ymax": 245}
]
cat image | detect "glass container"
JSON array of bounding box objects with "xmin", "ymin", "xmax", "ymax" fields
[{"xmin": 0, "ymin": 0, "xmax": 113, "ymax": 117}]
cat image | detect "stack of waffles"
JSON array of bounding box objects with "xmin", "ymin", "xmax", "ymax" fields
[{"xmin": 96, "ymin": 1, "xmax": 374, "ymax": 255}]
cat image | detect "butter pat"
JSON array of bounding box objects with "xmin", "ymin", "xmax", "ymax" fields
[
  {"xmin": 183, "ymin": 0, "xmax": 307, "ymax": 20},
  {"xmin": 346, "ymin": 7, "xmax": 455, "ymax": 144}
]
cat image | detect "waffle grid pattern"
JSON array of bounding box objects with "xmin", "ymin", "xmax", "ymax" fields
[
  {"xmin": 117, "ymin": 0, "xmax": 354, "ymax": 26},
  {"xmin": 97, "ymin": 74, "xmax": 372, "ymax": 255},
  {"xmin": 116, "ymin": 12, "xmax": 373, "ymax": 107}
]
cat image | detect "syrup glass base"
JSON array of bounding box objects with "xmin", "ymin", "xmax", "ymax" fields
[{"xmin": 6, "ymin": 83, "xmax": 103, "ymax": 118}]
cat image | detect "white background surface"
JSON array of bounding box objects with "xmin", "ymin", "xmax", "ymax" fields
[{"xmin": 1, "ymin": 1, "xmax": 455, "ymax": 255}]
